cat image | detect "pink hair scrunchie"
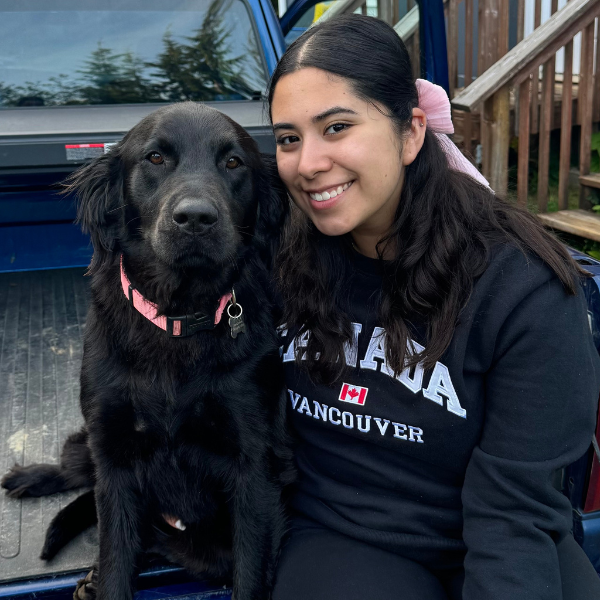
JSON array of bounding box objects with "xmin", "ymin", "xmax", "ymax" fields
[{"xmin": 415, "ymin": 79, "xmax": 490, "ymax": 189}]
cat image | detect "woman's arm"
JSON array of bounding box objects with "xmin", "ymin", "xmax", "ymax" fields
[{"xmin": 462, "ymin": 269, "xmax": 599, "ymax": 599}]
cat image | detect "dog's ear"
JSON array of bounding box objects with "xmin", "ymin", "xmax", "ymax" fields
[
  {"xmin": 63, "ymin": 144, "xmax": 125, "ymax": 274},
  {"xmin": 254, "ymin": 153, "xmax": 289, "ymax": 267}
]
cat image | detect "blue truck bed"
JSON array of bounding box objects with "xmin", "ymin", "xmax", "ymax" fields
[{"xmin": 0, "ymin": 259, "xmax": 234, "ymax": 592}]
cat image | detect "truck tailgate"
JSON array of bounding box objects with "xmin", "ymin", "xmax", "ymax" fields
[
  {"xmin": 0, "ymin": 267, "xmax": 96, "ymax": 583},
  {"xmin": 0, "ymin": 102, "xmax": 275, "ymax": 170}
]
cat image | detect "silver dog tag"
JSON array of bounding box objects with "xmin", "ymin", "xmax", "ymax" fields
[
  {"xmin": 229, "ymin": 314, "xmax": 246, "ymax": 338},
  {"xmin": 227, "ymin": 299, "xmax": 246, "ymax": 339}
]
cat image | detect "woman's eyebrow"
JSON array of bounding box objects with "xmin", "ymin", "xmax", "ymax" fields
[
  {"xmin": 272, "ymin": 107, "xmax": 358, "ymax": 132},
  {"xmin": 313, "ymin": 106, "xmax": 357, "ymax": 122},
  {"xmin": 272, "ymin": 122, "xmax": 294, "ymax": 132}
]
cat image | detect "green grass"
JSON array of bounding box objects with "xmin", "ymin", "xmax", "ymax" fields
[{"xmin": 552, "ymin": 231, "xmax": 600, "ymax": 260}]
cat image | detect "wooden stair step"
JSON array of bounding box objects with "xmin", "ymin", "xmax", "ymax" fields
[
  {"xmin": 538, "ymin": 209, "xmax": 600, "ymax": 242},
  {"xmin": 580, "ymin": 173, "xmax": 600, "ymax": 189}
]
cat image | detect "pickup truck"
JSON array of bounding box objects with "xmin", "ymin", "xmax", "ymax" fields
[{"xmin": 1, "ymin": 1, "xmax": 599, "ymax": 598}]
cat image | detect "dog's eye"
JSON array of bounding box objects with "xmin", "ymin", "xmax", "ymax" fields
[
  {"xmin": 147, "ymin": 152, "xmax": 164, "ymax": 165},
  {"xmin": 226, "ymin": 157, "xmax": 242, "ymax": 169}
]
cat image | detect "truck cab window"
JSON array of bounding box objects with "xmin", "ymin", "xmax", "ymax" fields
[{"xmin": 0, "ymin": 0, "xmax": 268, "ymax": 108}]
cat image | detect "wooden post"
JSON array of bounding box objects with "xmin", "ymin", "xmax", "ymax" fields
[
  {"xmin": 517, "ymin": 0, "xmax": 525, "ymax": 44},
  {"xmin": 594, "ymin": 17, "xmax": 600, "ymax": 122},
  {"xmin": 558, "ymin": 40, "xmax": 574, "ymax": 210},
  {"xmin": 479, "ymin": 0, "xmax": 498, "ymax": 169},
  {"xmin": 486, "ymin": 0, "xmax": 500, "ymax": 69},
  {"xmin": 538, "ymin": 57, "xmax": 555, "ymax": 213},
  {"xmin": 412, "ymin": 29, "xmax": 421, "ymax": 80},
  {"xmin": 448, "ymin": 0, "xmax": 458, "ymax": 99},
  {"xmin": 464, "ymin": 0, "xmax": 474, "ymax": 155},
  {"xmin": 499, "ymin": 0, "xmax": 509, "ymax": 57},
  {"xmin": 481, "ymin": 97, "xmax": 494, "ymax": 181},
  {"xmin": 531, "ymin": 0, "xmax": 542, "ymax": 134},
  {"xmin": 579, "ymin": 20, "xmax": 595, "ymax": 208},
  {"xmin": 549, "ymin": 0, "xmax": 558, "ymax": 130},
  {"xmin": 490, "ymin": 85, "xmax": 511, "ymax": 196},
  {"xmin": 518, "ymin": 77, "xmax": 532, "ymax": 206},
  {"xmin": 515, "ymin": 0, "xmax": 526, "ymax": 136},
  {"xmin": 482, "ymin": 0, "xmax": 509, "ymax": 197},
  {"xmin": 478, "ymin": 0, "xmax": 488, "ymax": 76}
]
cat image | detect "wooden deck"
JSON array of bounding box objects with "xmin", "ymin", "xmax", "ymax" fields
[
  {"xmin": 538, "ymin": 209, "xmax": 600, "ymax": 242},
  {"xmin": 581, "ymin": 173, "xmax": 600, "ymax": 189}
]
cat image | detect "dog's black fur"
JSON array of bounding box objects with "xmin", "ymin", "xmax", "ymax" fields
[{"xmin": 1, "ymin": 102, "xmax": 293, "ymax": 600}]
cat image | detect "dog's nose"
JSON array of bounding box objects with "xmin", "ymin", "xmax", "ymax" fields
[{"xmin": 172, "ymin": 199, "xmax": 218, "ymax": 234}]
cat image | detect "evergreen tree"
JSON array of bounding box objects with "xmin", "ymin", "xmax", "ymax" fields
[
  {"xmin": 0, "ymin": 82, "xmax": 23, "ymax": 106},
  {"xmin": 241, "ymin": 29, "xmax": 268, "ymax": 97},
  {"xmin": 150, "ymin": 0, "xmax": 255, "ymax": 102},
  {"xmin": 76, "ymin": 43, "xmax": 156, "ymax": 104},
  {"xmin": 77, "ymin": 43, "xmax": 124, "ymax": 104},
  {"xmin": 118, "ymin": 51, "xmax": 160, "ymax": 103},
  {"xmin": 149, "ymin": 29, "xmax": 189, "ymax": 102},
  {"xmin": 0, "ymin": 75, "xmax": 77, "ymax": 107},
  {"xmin": 46, "ymin": 74, "xmax": 81, "ymax": 105}
]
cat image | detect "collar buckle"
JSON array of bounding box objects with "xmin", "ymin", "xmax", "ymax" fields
[{"xmin": 166, "ymin": 312, "xmax": 214, "ymax": 337}]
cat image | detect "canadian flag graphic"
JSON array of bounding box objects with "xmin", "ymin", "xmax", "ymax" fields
[{"xmin": 339, "ymin": 383, "xmax": 368, "ymax": 406}]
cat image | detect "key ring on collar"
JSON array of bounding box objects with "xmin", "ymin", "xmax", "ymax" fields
[{"xmin": 227, "ymin": 288, "xmax": 243, "ymax": 318}]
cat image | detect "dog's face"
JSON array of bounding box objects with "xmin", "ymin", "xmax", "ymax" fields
[
  {"xmin": 123, "ymin": 105, "xmax": 259, "ymax": 269},
  {"xmin": 69, "ymin": 102, "xmax": 284, "ymax": 275}
]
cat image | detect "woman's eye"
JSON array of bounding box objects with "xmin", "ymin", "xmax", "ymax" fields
[
  {"xmin": 226, "ymin": 157, "xmax": 242, "ymax": 169},
  {"xmin": 277, "ymin": 135, "xmax": 300, "ymax": 146},
  {"xmin": 147, "ymin": 152, "xmax": 164, "ymax": 165},
  {"xmin": 325, "ymin": 123, "xmax": 349, "ymax": 135}
]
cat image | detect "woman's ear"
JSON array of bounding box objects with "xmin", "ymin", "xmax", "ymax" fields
[
  {"xmin": 62, "ymin": 143, "xmax": 125, "ymax": 273},
  {"xmin": 401, "ymin": 107, "xmax": 427, "ymax": 166}
]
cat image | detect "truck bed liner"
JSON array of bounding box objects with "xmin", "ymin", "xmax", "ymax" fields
[{"xmin": 0, "ymin": 267, "xmax": 97, "ymax": 583}]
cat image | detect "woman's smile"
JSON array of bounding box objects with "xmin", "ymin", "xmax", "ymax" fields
[{"xmin": 305, "ymin": 181, "xmax": 354, "ymax": 210}]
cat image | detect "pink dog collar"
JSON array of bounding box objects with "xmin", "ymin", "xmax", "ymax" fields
[{"xmin": 120, "ymin": 255, "xmax": 232, "ymax": 337}]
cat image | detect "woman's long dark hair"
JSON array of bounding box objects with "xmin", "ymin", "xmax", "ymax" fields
[{"xmin": 268, "ymin": 14, "xmax": 584, "ymax": 384}]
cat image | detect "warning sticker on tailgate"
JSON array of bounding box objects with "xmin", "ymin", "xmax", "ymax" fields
[{"xmin": 65, "ymin": 143, "xmax": 117, "ymax": 161}]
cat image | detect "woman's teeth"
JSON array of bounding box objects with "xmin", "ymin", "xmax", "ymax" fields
[{"xmin": 309, "ymin": 181, "xmax": 353, "ymax": 202}]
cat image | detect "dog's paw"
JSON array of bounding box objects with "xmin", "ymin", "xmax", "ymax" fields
[
  {"xmin": 1, "ymin": 463, "xmax": 63, "ymax": 498},
  {"xmin": 74, "ymin": 568, "xmax": 97, "ymax": 600},
  {"xmin": 1, "ymin": 465, "xmax": 31, "ymax": 498}
]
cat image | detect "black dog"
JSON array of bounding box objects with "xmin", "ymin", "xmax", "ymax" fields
[{"xmin": 1, "ymin": 102, "xmax": 293, "ymax": 600}]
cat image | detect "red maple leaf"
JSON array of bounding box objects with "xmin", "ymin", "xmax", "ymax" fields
[{"xmin": 347, "ymin": 388, "xmax": 359, "ymax": 399}]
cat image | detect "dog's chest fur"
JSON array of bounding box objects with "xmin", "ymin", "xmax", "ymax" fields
[{"xmin": 82, "ymin": 269, "xmax": 281, "ymax": 496}]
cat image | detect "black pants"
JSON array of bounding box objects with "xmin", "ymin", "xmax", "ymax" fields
[{"xmin": 272, "ymin": 518, "xmax": 600, "ymax": 600}]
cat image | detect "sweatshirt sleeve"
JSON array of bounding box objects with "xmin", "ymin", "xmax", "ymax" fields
[{"xmin": 461, "ymin": 265, "xmax": 600, "ymax": 600}]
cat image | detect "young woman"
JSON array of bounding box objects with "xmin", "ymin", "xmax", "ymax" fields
[{"xmin": 268, "ymin": 14, "xmax": 600, "ymax": 600}]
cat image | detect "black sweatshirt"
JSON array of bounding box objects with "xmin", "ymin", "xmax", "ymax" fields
[{"xmin": 280, "ymin": 244, "xmax": 600, "ymax": 599}]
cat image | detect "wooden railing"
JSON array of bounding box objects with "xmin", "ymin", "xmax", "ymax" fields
[
  {"xmin": 450, "ymin": 0, "xmax": 599, "ymax": 217},
  {"xmin": 445, "ymin": 0, "xmax": 563, "ymax": 158}
]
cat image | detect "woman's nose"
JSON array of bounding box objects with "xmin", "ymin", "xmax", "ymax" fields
[{"xmin": 297, "ymin": 136, "xmax": 333, "ymax": 180}]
